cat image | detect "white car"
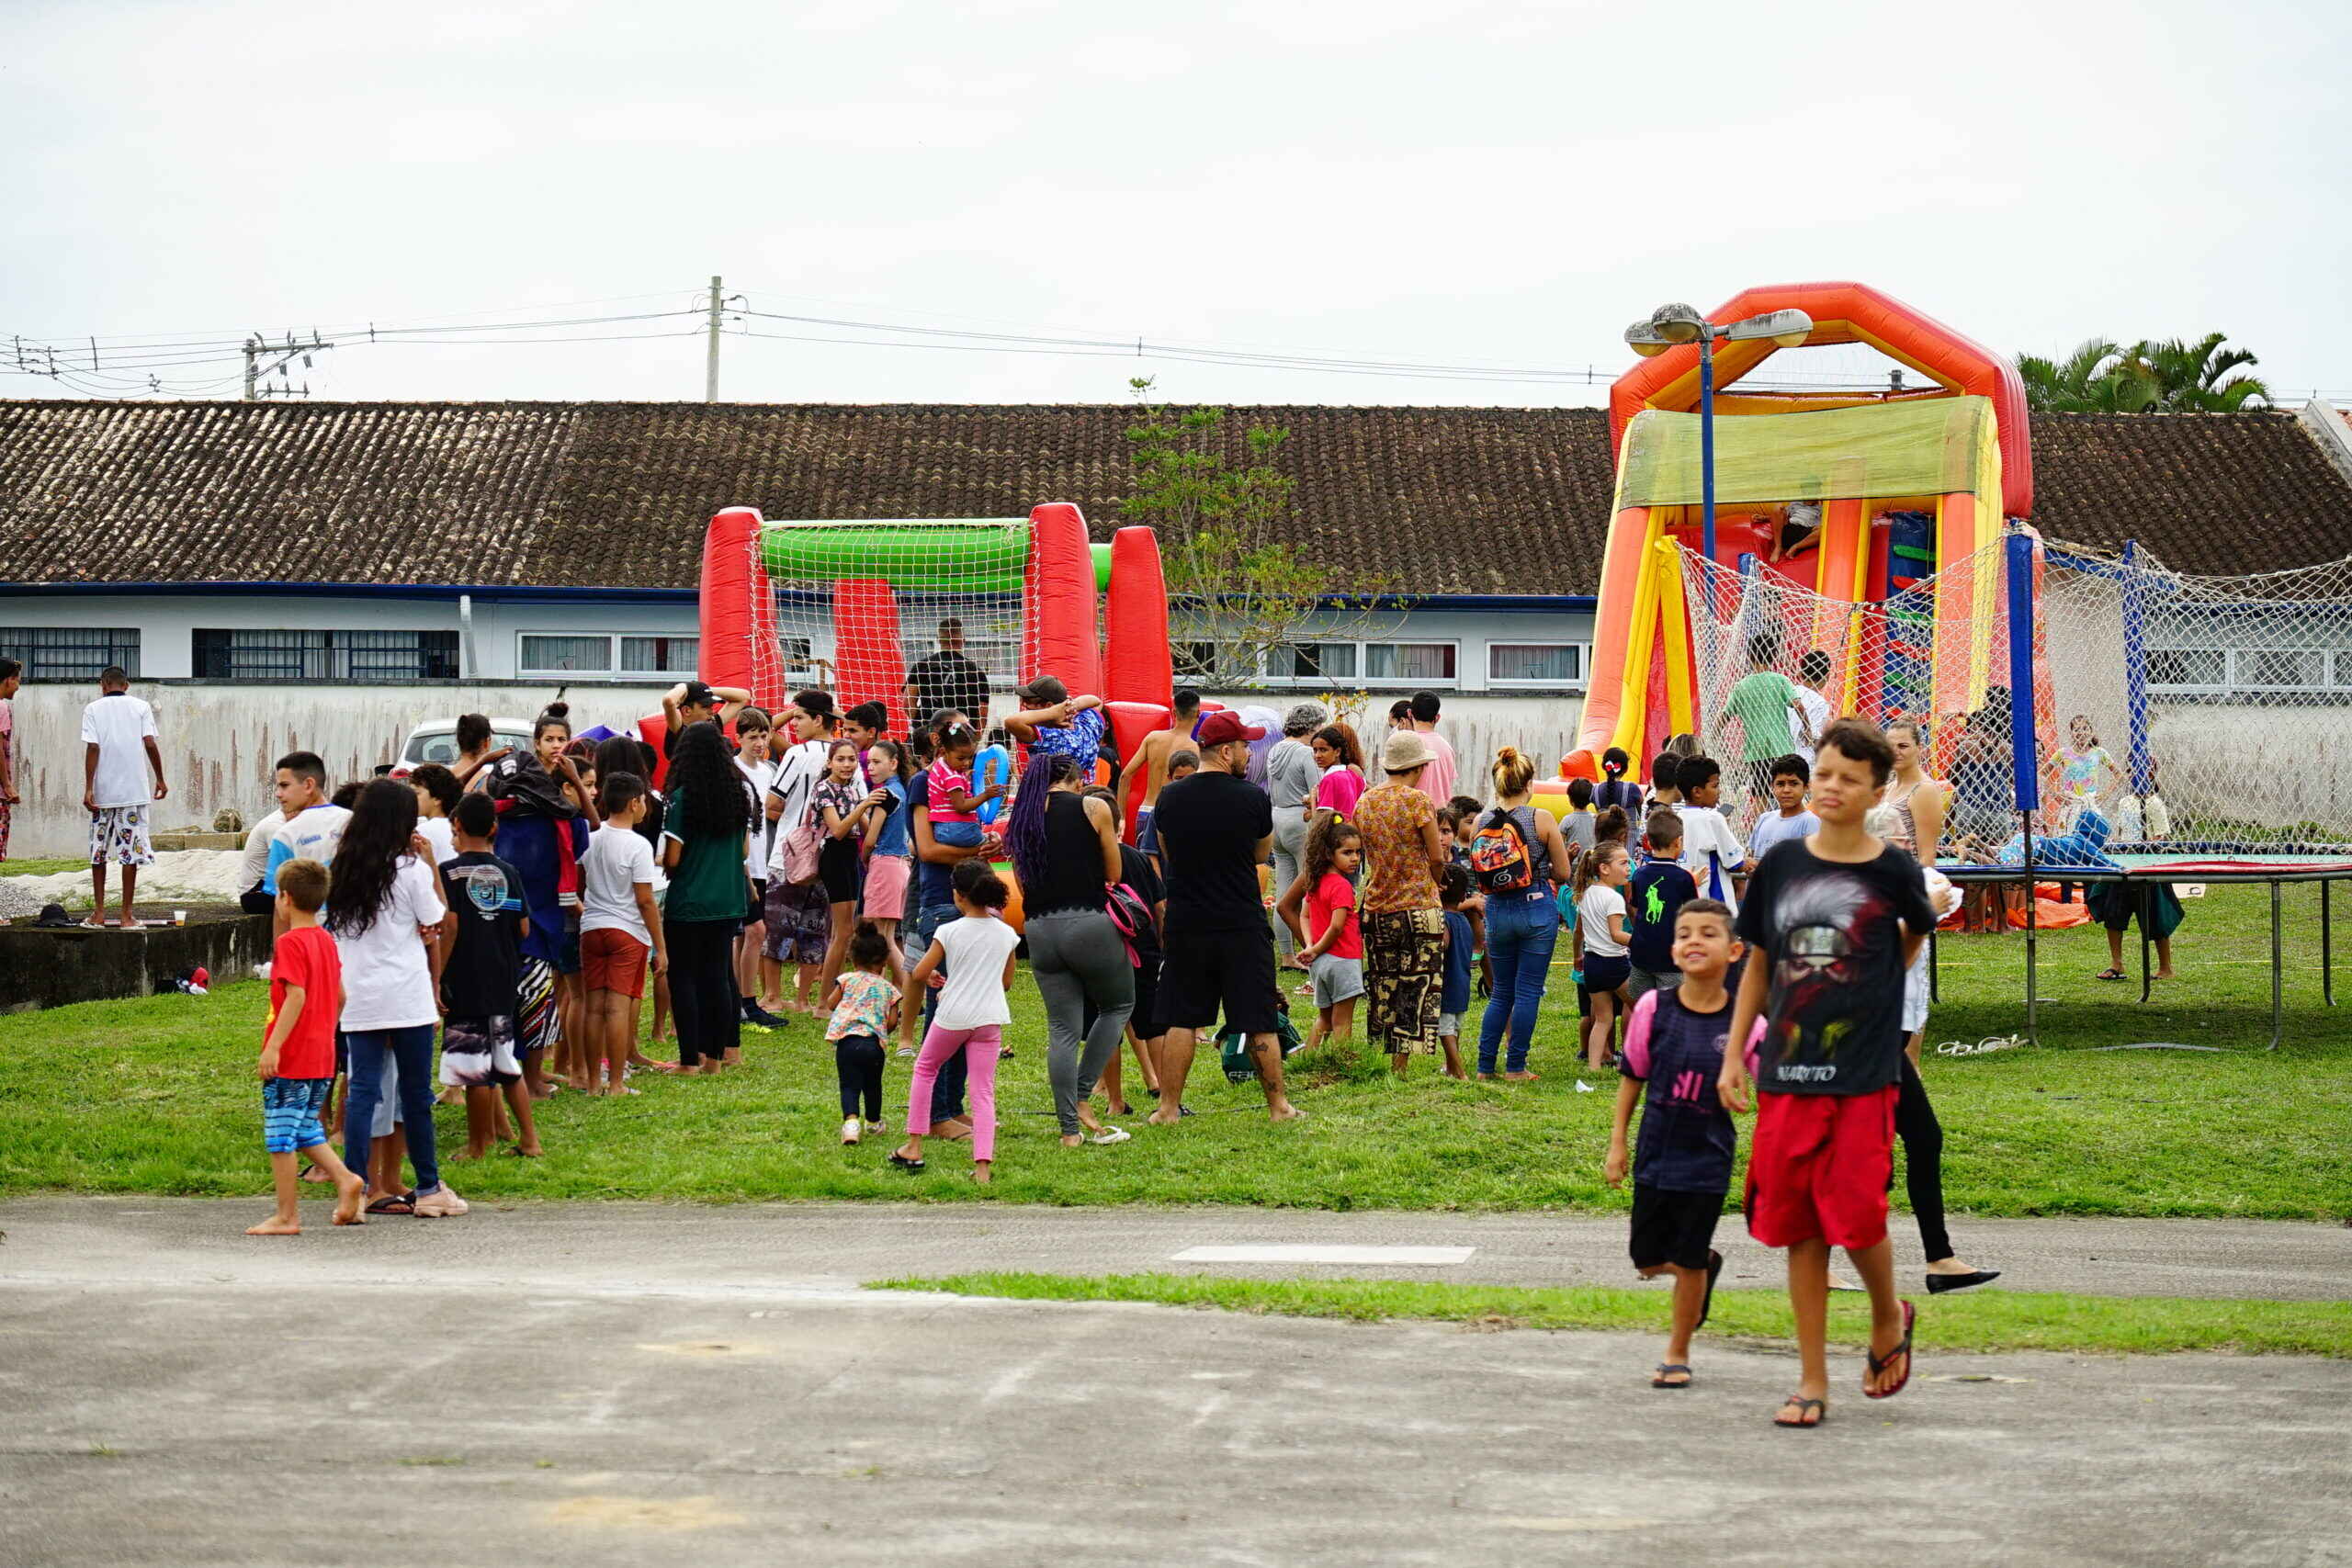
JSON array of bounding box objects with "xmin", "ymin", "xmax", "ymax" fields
[{"xmin": 390, "ymin": 716, "xmax": 537, "ymax": 780}]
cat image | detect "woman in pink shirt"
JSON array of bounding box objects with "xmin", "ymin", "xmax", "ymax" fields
[{"xmin": 1310, "ymin": 722, "xmax": 1368, "ymax": 823}]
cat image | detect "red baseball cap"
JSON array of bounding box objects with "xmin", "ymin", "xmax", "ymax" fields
[{"xmin": 1193, "ymin": 710, "xmax": 1265, "ymax": 747}]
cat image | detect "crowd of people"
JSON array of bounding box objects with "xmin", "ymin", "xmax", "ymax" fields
[{"xmin": 39, "ymin": 648, "xmax": 2064, "ymax": 1426}]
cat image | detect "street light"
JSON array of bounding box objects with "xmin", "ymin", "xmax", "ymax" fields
[{"xmin": 1625, "ymin": 304, "xmax": 1814, "ymax": 566}]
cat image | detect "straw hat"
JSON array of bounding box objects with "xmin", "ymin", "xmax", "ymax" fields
[{"xmin": 1381, "ymin": 729, "xmax": 1436, "ymax": 773}]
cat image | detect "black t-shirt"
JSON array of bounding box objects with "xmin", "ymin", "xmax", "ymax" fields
[
  {"xmin": 1736, "ymin": 838, "xmax": 1935, "ymax": 1097},
  {"xmin": 438, "ymin": 852, "xmax": 526, "ymax": 1020},
  {"xmin": 1152, "ymin": 769, "xmax": 1272, "ymax": 933},
  {"xmin": 1115, "ymin": 841, "xmax": 1165, "ymax": 962},
  {"xmin": 1626, "ymin": 858, "xmax": 1700, "ymax": 973},
  {"xmin": 906, "ymin": 649, "xmax": 990, "ymax": 725}
]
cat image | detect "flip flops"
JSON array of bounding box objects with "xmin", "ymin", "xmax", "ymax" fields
[
  {"xmin": 2093, "ymin": 967, "xmax": 2129, "ymax": 982},
  {"xmin": 1651, "ymin": 1363, "xmax": 1693, "ymax": 1389},
  {"xmin": 1865, "ymin": 1300, "xmax": 1917, "ymax": 1400},
  {"xmin": 887, "ymin": 1153, "xmax": 926, "ymax": 1172},
  {"xmin": 363, "ymin": 1193, "xmax": 415, "ymax": 1216},
  {"xmin": 1774, "ymin": 1395, "xmax": 1827, "ymax": 1428}
]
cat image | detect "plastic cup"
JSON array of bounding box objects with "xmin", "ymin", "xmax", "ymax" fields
[{"xmin": 173, "ymin": 909, "xmax": 187, "ymax": 926}]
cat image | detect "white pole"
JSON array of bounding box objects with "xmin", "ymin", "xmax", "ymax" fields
[{"xmin": 705, "ymin": 275, "xmax": 722, "ymax": 402}]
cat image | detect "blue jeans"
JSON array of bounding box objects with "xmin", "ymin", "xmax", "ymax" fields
[
  {"xmin": 907, "ymin": 896, "xmax": 966, "ymax": 1122},
  {"xmin": 342, "ymin": 1024, "xmax": 443, "ymax": 1195},
  {"xmin": 1477, "ymin": 894, "xmax": 1559, "ymax": 1075}
]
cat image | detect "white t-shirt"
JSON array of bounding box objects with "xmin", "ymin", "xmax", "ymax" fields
[
  {"xmin": 80, "ymin": 692, "xmax": 158, "ymax": 807},
  {"xmin": 266, "ymin": 803, "xmax": 354, "ymax": 894},
  {"xmin": 1748, "ymin": 808, "xmax": 1819, "ymax": 861},
  {"xmin": 581, "ymin": 824, "xmax": 657, "ymax": 946},
  {"xmin": 240, "ymin": 808, "xmax": 287, "ymax": 892},
  {"xmin": 737, "ymin": 756, "xmax": 779, "ymax": 883},
  {"xmin": 1578, "ymin": 883, "xmax": 1629, "ymax": 958},
  {"xmin": 332, "ymin": 857, "xmax": 447, "ymax": 1031},
  {"xmin": 933, "ymin": 913, "xmax": 1023, "ymax": 1030},
  {"xmin": 417, "ymin": 815, "xmax": 458, "ymax": 867},
  {"xmin": 1793, "ymin": 686, "xmax": 1832, "ymax": 762},
  {"xmin": 1676, "ymin": 804, "xmax": 1747, "ymax": 911}
]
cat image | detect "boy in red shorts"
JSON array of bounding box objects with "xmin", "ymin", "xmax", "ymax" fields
[{"xmin": 1719, "ymin": 718, "xmax": 1935, "ymax": 1427}]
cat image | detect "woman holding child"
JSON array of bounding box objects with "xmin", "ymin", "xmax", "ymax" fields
[{"xmin": 1353, "ymin": 730, "xmax": 1452, "ymax": 1077}]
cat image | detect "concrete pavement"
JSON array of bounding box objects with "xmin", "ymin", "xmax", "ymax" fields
[
  {"xmin": 5, "ymin": 1201, "xmax": 2350, "ymax": 1567},
  {"xmin": 3, "ymin": 1195, "xmax": 2346, "ymax": 1300}
]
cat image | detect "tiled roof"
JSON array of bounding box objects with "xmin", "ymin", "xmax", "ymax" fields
[{"xmin": 1, "ymin": 400, "xmax": 2346, "ymax": 593}]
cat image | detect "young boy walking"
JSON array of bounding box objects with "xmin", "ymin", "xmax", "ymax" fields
[
  {"xmin": 1606, "ymin": 898, "xmax": 1758, "ymax": 1388},
  {"xmin": 80, "ymin": 666, "xmax": 166, "ymax": 928},
  {"xmin": 1720, "ymin": 718, "xmax": 1936, "ymax": 1427},
  {"xmin": 247, "ymin": 859, "xmax": 366, "ymax": 1234},
  {"xmin": 580, "ymin": 774, "xmax": 667, "ymax": 1095},
  {"xmin": 437, "ymin": 794, "xmax": 542, "ymax": 1159},
  {"xmin": 1672, "ymin": 755, "xmax": 1748, "ymax": 909}
]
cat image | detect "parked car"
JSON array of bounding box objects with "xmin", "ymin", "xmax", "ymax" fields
[{"xmin": 389, "ymin": 716, "xmax": 536, "ymax": 780}]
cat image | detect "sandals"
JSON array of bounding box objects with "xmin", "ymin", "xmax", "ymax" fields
[
  {"xmin": 2093, "ymin": 967, "xmax": 2129, "ymax": 982},
  {"xmin": 1651, "ymin": 1363, "xmax": 1692, "ymax": 1389},
  {"xmin": 1865, "ymin": 1300, "xmax": 1917, "ymax": 1400},
  {"xmin": 1774, "ymin": 1395, "xmax": 1827, "ymax": 1428},
  {"xmin": 1696, "ymin": 1249, "xmax": 1724, "ymax": 1328},
  {"xmin": 887, "ymin": 1153, "xmax": 926, "ymax": 1172},
  {"xmin": 363, "ymin": 1192, "xmax": 416, "ymax": 1216}
]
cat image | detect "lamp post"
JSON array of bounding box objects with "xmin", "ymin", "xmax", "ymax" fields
[{"xmin": 1624, "ymin": 304, "xmax": 1814, "ymax": 568}]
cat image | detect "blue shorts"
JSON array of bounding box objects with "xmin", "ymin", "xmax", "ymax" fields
[
  {"xmin": 262, "ymin": 1077, "xmax": 332, "ymax": 1155},
  {"xmin": 1135, "ymin": 808, "xmax": 1159, "ymax": 858}
]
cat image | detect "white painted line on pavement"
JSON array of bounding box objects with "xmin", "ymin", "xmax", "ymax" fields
[{"xmin": 1170, "ymin": 1245, "xmax": 1476, "ymax": 1266}]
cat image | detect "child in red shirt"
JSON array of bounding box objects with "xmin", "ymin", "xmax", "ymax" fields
[
  {"xmin": 247, "ymin": 859, "xmax": 366, "ymax": 1235},
  {"xmin": 1290, "ymin": 818, "xmax": 1364, "ymax": 1052}
]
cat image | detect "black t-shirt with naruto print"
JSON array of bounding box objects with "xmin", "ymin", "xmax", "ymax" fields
[{"xmin": 1735, "ymin": 839, "xmax": 1934, "ymax": 1098}]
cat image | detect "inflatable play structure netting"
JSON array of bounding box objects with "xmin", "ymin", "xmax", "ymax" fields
[{"xmin": 1569, "ymin": 281, "xmax": 2036, "ymax": 777}]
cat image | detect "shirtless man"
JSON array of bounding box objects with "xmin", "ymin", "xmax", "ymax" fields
[{"xmin": 1127, "ymin": 686, "xmax": 1201, "ymax": 862}]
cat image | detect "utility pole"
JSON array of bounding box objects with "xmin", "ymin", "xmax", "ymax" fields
[
  {"xmin": 706, "ymin": 276, "xmax": 723, "ymax": 402},
  {"xmin": 243, "ymin": 332, "xmax": 333, "ymax": 400}
]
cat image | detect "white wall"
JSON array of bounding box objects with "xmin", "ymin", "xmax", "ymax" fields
[
  {"xmin": 4, "ymin": 681, "xmax": 673, "ymax": 859},
  {"xmin": 0, "ymin": 592, "xmax": 699, "ymax": 682}
]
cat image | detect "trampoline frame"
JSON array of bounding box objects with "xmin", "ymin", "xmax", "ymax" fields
[{"xmin": 1930, "ymin": 862, "xmax": 2348, "ymax": 1051}]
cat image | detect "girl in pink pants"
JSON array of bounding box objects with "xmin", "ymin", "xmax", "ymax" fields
[{"xmin": 892, "ymin": 868, "xmax": 1022, "ymax": 1183}]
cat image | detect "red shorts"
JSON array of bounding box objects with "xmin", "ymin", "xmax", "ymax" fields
[
  {"xmin": 581, "ymin": 927, "xmax": 650, "ymax": 998},
  {"xmin": 1744, "ymin": 1085, "xmax": 1898, "ymax": 1250}
]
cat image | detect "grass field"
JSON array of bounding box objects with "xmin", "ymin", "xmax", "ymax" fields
[
  {"xmin": 3, "ymin": 882, "xmax": 2346, "ymax": 1214},
  {"xmin": 872, "ymin": 1272, "xmax": 2352, "ymax": 1358}
]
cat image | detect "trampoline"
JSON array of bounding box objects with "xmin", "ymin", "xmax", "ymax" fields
[{"xmin": 1933, "ymin": 849, "xmax": 2352, "ymax": 1050}]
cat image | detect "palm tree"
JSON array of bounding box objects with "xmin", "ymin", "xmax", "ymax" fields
[
  {"xmin": 2015, "ymin": 333, "xmax": 2269, "ymax": 413},
  {"xmin": 2016, "ymin": 339, "xmax": 2157, "ymax": 413},
  {"xmin": 2126, "ymin": 333, "xmax": 2271, "ymax": 412}
]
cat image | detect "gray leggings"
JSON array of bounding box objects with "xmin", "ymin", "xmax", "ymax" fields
[
  {"xmin": 1271, "ymin": 807, "xmax": 1310, "ymax": 959},
  {"xmin": 1024, "ymin": 908, "xmax": 1136, "ymax": 1137}
]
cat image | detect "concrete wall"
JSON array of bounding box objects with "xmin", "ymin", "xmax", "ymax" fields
[
  {"xmin": 0, "ymin": 914, "xmax": 273, "ymax": 1013},
  {"xmin": 4, "ymin": 681, "xmax": 673, "ymax": 858}
]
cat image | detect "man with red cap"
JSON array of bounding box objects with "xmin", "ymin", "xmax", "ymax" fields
[{"xmin": 1146, "ymin": 709, "xmax": 1303, "ymax": 1126}]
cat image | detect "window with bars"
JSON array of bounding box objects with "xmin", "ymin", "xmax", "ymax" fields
[
  {"xmin": 520, "ymin": 632, "xmax": 700, "ymax": 679},
  {"xmin": 194, "ymin": 628, "xmax": 459, "ymax": 682},
  {"xmin": 0, "ymin": 627, "xmax": 141, "ymax": 682}
]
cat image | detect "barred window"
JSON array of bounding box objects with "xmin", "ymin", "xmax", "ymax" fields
[
  {"xmin": 193, "ymin": 628, "xmax": 459, "ymax": 682},
  {"xmin": 0, "ymin": 627, "xmax": 141, "ymax": 682}
]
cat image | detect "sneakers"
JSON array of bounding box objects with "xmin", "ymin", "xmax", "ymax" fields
[
  {"xmin": 841, "ymin": 1116, "xmax": 863, "ymax": 1145},
  {"xmin": 741, "ymin": 999, "xmax": 790, "ymax": 1031},
  {"xmin": 866, "ymin": 1117, "xmax": 889, "ymax": 1134},
  {"xmin": 412, "ymin": 1185, "xmax": 469, "ymax": 1219}
]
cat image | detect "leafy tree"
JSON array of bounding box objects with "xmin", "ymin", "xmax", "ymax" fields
[
  {"xmin": 2018, "ymin": 333, "xmax": 2268, "ymax": 413},
  {"xmin": 1119, "ymin": 378, "xmax": 1394, "ymax": 686}
]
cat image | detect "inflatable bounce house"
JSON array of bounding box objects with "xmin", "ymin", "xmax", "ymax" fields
[
  {"xmin": 695, "ymin": 502, "xmax": 1178, "ymax": 838},
  {"xmin": 1566, "ymin": 281, "xmax": 2036, "ymax": 780}
]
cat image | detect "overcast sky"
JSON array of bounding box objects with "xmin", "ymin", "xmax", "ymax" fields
[{"xmin": 6, "ymin": 0, "xmax": 2346, "ymax": 409}]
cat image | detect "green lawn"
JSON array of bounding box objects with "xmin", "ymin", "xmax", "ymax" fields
[
  {"xmin": 4, "ymin": 857, "xmax": 92, "ymax": 879},
  {"xmin": 873, "ymin": 1272, "xmax": 2352, "ymax": 1359},
  {"xmin": 2, "ymin": 882, "xmax": 2346, "ymax": 1215}
]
